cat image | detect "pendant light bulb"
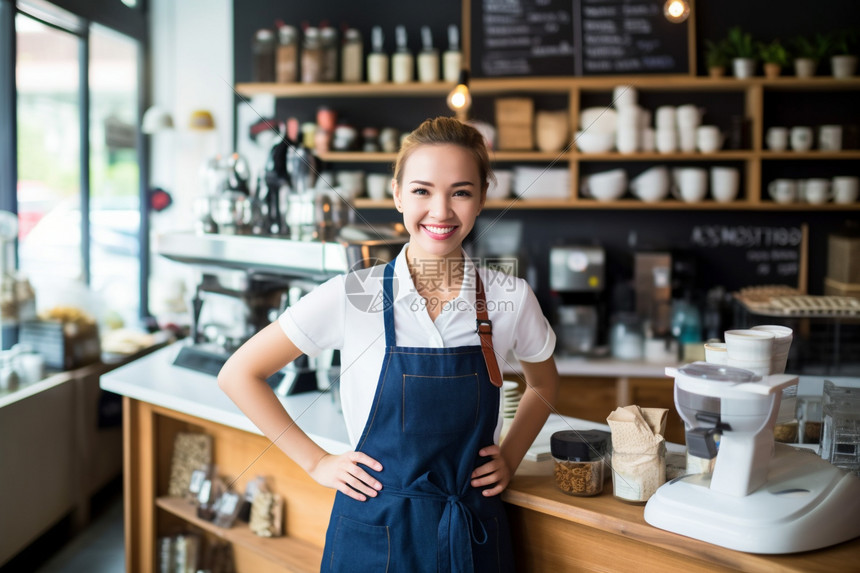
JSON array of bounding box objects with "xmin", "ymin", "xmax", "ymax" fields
[
  {"xmin": 663, "ymin": 0, "xmax": 690, "ymax": 23},
  {"xmin": 446, "ymin": 69, "xmax": 472, "ymax": 115}
]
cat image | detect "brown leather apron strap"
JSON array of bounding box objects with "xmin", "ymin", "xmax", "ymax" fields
[{"xmin": 474, "ymin": 270, "xmax": 503, "ymax": 388}]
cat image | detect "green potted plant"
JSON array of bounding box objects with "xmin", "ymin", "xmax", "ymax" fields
[
  {"xmin": 829, "ymin": 28, "xmax": 858, "ymax": 79},
  {"xmin": 758, "ymin": 39, "xmax": 789, "ymax": 79},
  {"xmin": 791, "ymin": 33, "xmax": 830, "ymax": 78},
  {"xmin": 725, "ymin": 27, "xmax": 757, "ymax": 79},
  {"xmin": 704, "ymin": 38, "xmax": 730, "ymax": 78}
]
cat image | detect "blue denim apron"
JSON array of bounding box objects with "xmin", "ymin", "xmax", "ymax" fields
[{"xmin": 321, "ymin": 261, "xmax": 515, "ymax": 573}]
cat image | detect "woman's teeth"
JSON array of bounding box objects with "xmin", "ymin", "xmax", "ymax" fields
[{"xmin": 424, "ymin": 225, "xmax": 455, "ymax": 235}]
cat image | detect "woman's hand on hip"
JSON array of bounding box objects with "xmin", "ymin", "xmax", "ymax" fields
[
  {"xmin": 309, "ymin": 451, "xmax": 383, "ymax": 502},
  {"xmin": 470, "ymin": 444, "xmax": 511, "ymax": 496}
]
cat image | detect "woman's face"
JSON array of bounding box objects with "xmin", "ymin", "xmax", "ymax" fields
[{"xmin": 392, "ymin": 144, "xmax": 485, "ymax": 261}]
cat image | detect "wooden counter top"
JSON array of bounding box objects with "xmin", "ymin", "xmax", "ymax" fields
[{"xmin": 503, "ymin": 475, "xmax": 860, "ymax": 572}]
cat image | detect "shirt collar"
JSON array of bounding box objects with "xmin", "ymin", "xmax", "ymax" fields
[{"xmin": 392, "ymin": 243, "xmax": 478, "ymax": 310}]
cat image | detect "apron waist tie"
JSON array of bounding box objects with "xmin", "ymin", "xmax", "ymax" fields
[{"xmin": 383, "ymin": 485, "xmax": 488, "ymax": 573}]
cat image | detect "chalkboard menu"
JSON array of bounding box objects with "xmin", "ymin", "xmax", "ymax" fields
[{"xmin": 470, "ymin": 0, "xmax": 690, "ymax": 77}]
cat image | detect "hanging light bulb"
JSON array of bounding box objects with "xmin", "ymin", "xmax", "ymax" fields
[
  {"xmin": 663, "ymin": 0, "xmax": 690, "ymax": 23},
  {"xmin": 446, "ymin": 69, "xmax": 472, "ymax": 119}
]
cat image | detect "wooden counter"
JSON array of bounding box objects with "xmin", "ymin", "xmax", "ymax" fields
[
  {"xmin": 105, "ymin": 345, "xmax": 859, "ymax": 572},
  {"xmin": 503, "ymin": 474, "xmax": 860, "ymax": 572}
]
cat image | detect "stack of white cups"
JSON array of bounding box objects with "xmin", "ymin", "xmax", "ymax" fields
[
  {"xmin": 751, "ymin": 324, "xmax": 793, "ymax": 374},
  {"xmin": 723, "ymin": 329, "xmax": 774, "ymax": 377},
  {"xmin": 613, "ymin": 85, "xmax": 641, "ymax": 155},
  {"xmin": 676, "ymin": 104, "xmax": 701, "ymax": 153}
]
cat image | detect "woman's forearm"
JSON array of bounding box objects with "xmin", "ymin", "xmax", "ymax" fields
[{"xmin": 499, "ymin": 357, "xmax": 559, "ymax": 472}]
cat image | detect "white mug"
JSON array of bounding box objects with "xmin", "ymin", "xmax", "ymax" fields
[
  {"xmin": 710, "ymin": 166, "xmax": 740, "ymax": 203},
  {"xmin": 616, "ymin": 126, "xmax": 639, "ymax": 154},
  {"xmin": 365, "ymin": 173, "xmax": 391, "ymax": 200},
  {"xmin": 676, "ymin": 104, "xmax": 702, "ymax": 129},
  {"xmin": 671, "ymin": 167, "xmax": 708, "ymax": 203},
  {"xmin": 832, "ymin": 176, "xmax": 860, "ymax": 204},
  {"xmin": 790, "ymin": 126, "xmax": 813, "ymax": 151},
  {"xmin": 613, "ymin": 85, "xmax": 638, "ymax": 109},
  {"xmin": 639, "ymin": 127, "xmax": 656, "ymax": 152},
  {"xmin": 818, "ymin": 125, "xmax": 843, "ymax": 151},
  {"xmin": 630, "ymin": 166, "xmax": 670, "ymax": 202},
  {"xmin": 768, "ymin": 179, "xmax": 797, "ymax": 204},
  {"xmin": 800, "ymin": 178, "xmax": 831, "ymax": 204},
  {"xmin": 616, "ymin": 105, "xmax": 640, "ymax": 131},
  {"xmin": 678, "ymin": 126, "xmax": 697, "ymax": 153},
  {"xmin": 696, "ymin": 125, "xmax": 724, "ymax": 153},
  {"xmin": 655, "ymin": 106, "xmax": 676, "ymax": 130},
  {"xmin": 766, "ymin": 126, "xmax": 789, "ymax": 151},
  {"xmin": 656, "ymin": 128, "xmax": 677, "ymax": 154}
]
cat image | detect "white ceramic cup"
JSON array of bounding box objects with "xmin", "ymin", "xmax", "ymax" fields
[
  {"xmin": 800, "ymin": 178, "xmax": 832, "ymax": 204},
  {"xmin": 655, "ymin": 106, "xmax": 676, "ymax": 130},
  {"xmin": 766, "ymin": 126, "xmax": 789, "ymax": 151},
  {"xmin": 365, "ymin": 173, "xmax": 391, "ymax": 200},
  {"xmin": 613, "ymin": 85, "xmax": 638, "ymax": 109},
  {"xmin": 616, "ymin": 105, "xmax": 640, "ymax": 131},
  {"xmin": 616, "ymin": 126, "xmax": 639, "ymax": 154},
  {"xmin": 630, "ymin": 166, "xmax": 670, "ymax": 202},
  {"xmin": 581, "ymin": 168, "xmax": 627, "ymax": 201},
  {"xmin": 639, "ymin": 127, "xmax": 656, "ymax": 152},
  {"xmin": 656, "ymin": 128, "xmax": 677, "ymax": 154},
  {"xmin": 832, "ymin": 176, "xmax": 860, "ymax": 204},
  {"xmin": 678, "ymin": 126, "xmax": 697, "ymax": 153},
  {"xmin": 727, "ymin": 357, "xmax": 772, "ymax": 377},
  {"xmin": 696, "ymin": 125, "xmax": 724, "ymax": 153},
  {"xmin": 704, "ymin": 342, "xmax": 728, "ymax": 365},
  {"xmin": 336, "ymin": 170, "xmax": 366, "ymax": 199},
  {"xmin": 710, "ymin": 166, "xmax": 740, "ymax": 203},
  {"xmin": 768, "ymin": 179, "xmax": 798, "ymax": 204},
  {"xmin": 818, "ymin": 125, "xmax": 843, "ymax": 151},
  {"xmin": 790, "ymin": 126, "xmax": 814, "ymax": 151},
  {"xmin": 751, "ymin": 325, "xmax": 793, "ymax": 374},
  {"xmin": 676, "ymin": 104, "xmax": 702, "ymax": 129},
  {"xmin": 725, "ymin": 329, "xmax": 774, "ymax": 362},
  {"xmin": 487, "ymin": 170, "xmax": 513, "ymax": 200},
  {"xmin": 671, "ymin": 167, "xmax": 708, "ymax": 203}
]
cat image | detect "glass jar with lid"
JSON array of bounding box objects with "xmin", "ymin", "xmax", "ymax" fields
[
  {"xmin": 301, "ymin": 27, "xmax": 323, "ymax": 84},
  {"xmin": 252, "ymin": 28, "xmax": 276, "ymax": 83},
  {"xmin": 550, "ymin": 429, "xmax": 609, "ymax": 496}
]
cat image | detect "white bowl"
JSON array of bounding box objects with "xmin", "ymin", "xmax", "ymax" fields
[
  {"xmin": 575, "ymin": 131, "xmax": 614, "ymax": 153},
  {"xmin": 582, "ymin": 169, "xmax": 627, "ymax": 202},
  {"xmin": 487, "ymin": 170, "xmax": 513, "ymax": 200},
  {"xmin": 579, "ymin": 107, "xmax": 617, "ymax": 133}
]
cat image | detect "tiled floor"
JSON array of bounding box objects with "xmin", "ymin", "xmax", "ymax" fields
[{"xmin": 1, "ymin": 481, "xmax": 125, "ymax": 573}]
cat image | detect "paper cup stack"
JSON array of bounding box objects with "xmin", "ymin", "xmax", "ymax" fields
[
  {"xmin": 715, "ymin": 325, "xmax": 793, "ymax": 376},
  {"xmin": 502, "ymin": 380, "xmax": 522, "ymax": 420}
]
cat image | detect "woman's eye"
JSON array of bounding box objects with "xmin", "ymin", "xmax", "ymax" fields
[
  {"xmin": 453, "ymin": 189, "xmax": 472, "ymax": 197},
  {"xmin": 411, "ymin": 187, "xmax": 428, "ymax": 195}
]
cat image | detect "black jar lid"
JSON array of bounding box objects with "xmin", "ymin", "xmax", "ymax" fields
[{"xmin": 550, "ymin": 429, "xmax": 609, "ymax": 462}]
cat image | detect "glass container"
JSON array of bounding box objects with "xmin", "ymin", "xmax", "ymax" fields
[
  {"xmin": 550, "ymin": 430, "xmax": 608, "ymax": 496},
  {"xmin": 820, "ymin": 380, "xmax": 860, "ymax": 476}
]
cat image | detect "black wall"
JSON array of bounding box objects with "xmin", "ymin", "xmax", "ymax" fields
[{"xmin": 233, "ymin": 1, "xmax": 860, "ymax": 310}]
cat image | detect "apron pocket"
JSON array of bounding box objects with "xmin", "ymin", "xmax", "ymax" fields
[
  {"xmin": 328, "ymin": 516, "xmax": 391, "ymax": 572},
  {"xmin": 402, "ymin": 373, "xmax": 479, "ymax": 435},
  {"xmin": 473, "ymin": 516, "xmax": 503, "ymax": 572}
]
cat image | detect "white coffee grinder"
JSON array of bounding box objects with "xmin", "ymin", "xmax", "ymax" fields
[{"xmin": 644, "ymin": 362, "xmax": 860, "ymax": 553}]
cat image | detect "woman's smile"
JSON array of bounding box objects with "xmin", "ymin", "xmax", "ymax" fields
[{"xmin": 421, "ymin": 223, "xmax": 459, "ymax": 240}]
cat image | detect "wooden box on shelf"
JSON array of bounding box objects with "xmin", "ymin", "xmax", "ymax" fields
[
  {"xmin": 496, "ymin": 97, "xmax": 534, "ymax": 150},
  {"xmin": 824, "ymin": 277, "xmax": 860, "ymax": 299},
  {"xmin": 827, "ymin": 233, "xmax": 860, "ymax": 284}
]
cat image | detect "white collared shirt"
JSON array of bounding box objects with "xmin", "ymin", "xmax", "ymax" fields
[{"xmin": 279, "ymin": 244, "xmax": 556, "ymax": 446}]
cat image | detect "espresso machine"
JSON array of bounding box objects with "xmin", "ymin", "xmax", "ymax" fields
[
  {"xmin": 549, "ymin": 246, "xmax": 606, "ymax": 355},
  {"xmin": 644, "ymin": 362, "xmax": 860, "ymax": 553}
]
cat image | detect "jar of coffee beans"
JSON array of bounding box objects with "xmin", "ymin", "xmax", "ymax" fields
[{"xmin": 550, "ymin": 430, "xmax": 609, "ymax": 497}]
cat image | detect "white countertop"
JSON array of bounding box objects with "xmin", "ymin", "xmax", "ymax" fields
[
  {"xmin": 100, "ymin": 342, "xmax": 352, "ymax": 455},
  {"xmin": 551, "ymin": 356, "xmax": 676, "ymax": 378}
]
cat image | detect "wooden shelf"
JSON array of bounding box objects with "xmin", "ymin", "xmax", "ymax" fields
[
  {"xmin": 353, "ymin": 197, "xmax": 860, "ymax": 210},
  {"xmin": 574, "ymin": 151, "xmax": 754, "ymax": 161},
  {"xmin": 761, "ymin": 151, "xmax": 860, "ymax": 160},
  {"xmin": 236, "ymin": 76, "xmax": 860, "ymax": 98},
  {"xmin": 156, "ymin": 496, "xmax": 322, "ymax": 573}
]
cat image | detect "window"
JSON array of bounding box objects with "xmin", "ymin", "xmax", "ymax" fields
[{"xmin": 10, "ymin": 1, "xmax": 146, "ymax": 330}]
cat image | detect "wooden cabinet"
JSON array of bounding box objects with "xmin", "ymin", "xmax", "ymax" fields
[
  {"xmin": 236, "ymin": 76, "xmax": 860, "ymax": 211},
  {"xmin": 123, "ymin": 398, "xmax": 330, "ymax": 573}
]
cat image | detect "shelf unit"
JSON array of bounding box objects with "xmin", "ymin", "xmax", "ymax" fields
[{"xmin": 236, "ymin": 76, "xmax": 860, "ymax": 210}]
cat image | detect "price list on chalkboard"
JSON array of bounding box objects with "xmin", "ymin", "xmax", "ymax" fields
[
  {"xmin": 471, "ymin": 0, "xmax": 576, "ymax": 77},
  {"xmin": 470, "ymin": 0, "xmax": 690, "ymax": 77},
  {"xmin": 576, "ymin": 0, "xmax": 689, "ymax": 75}
]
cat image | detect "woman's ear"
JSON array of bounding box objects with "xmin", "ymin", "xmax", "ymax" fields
[{"xmin": 392, "ymin": 179, "xmax": 403, "ymax": 212}]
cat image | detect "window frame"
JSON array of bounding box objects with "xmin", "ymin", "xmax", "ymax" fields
[{"xmin": 0, "ymin": 0, "xmax": 151, "ymax": 320}]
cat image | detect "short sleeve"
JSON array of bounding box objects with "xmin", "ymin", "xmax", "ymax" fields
[
  {"xmin": 512, "ymin": 285, "xmax": 556, "ymax": 363},
  {"xmin": 278, "ymin": 275, "xmax": 346, "ymax": 357}
]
